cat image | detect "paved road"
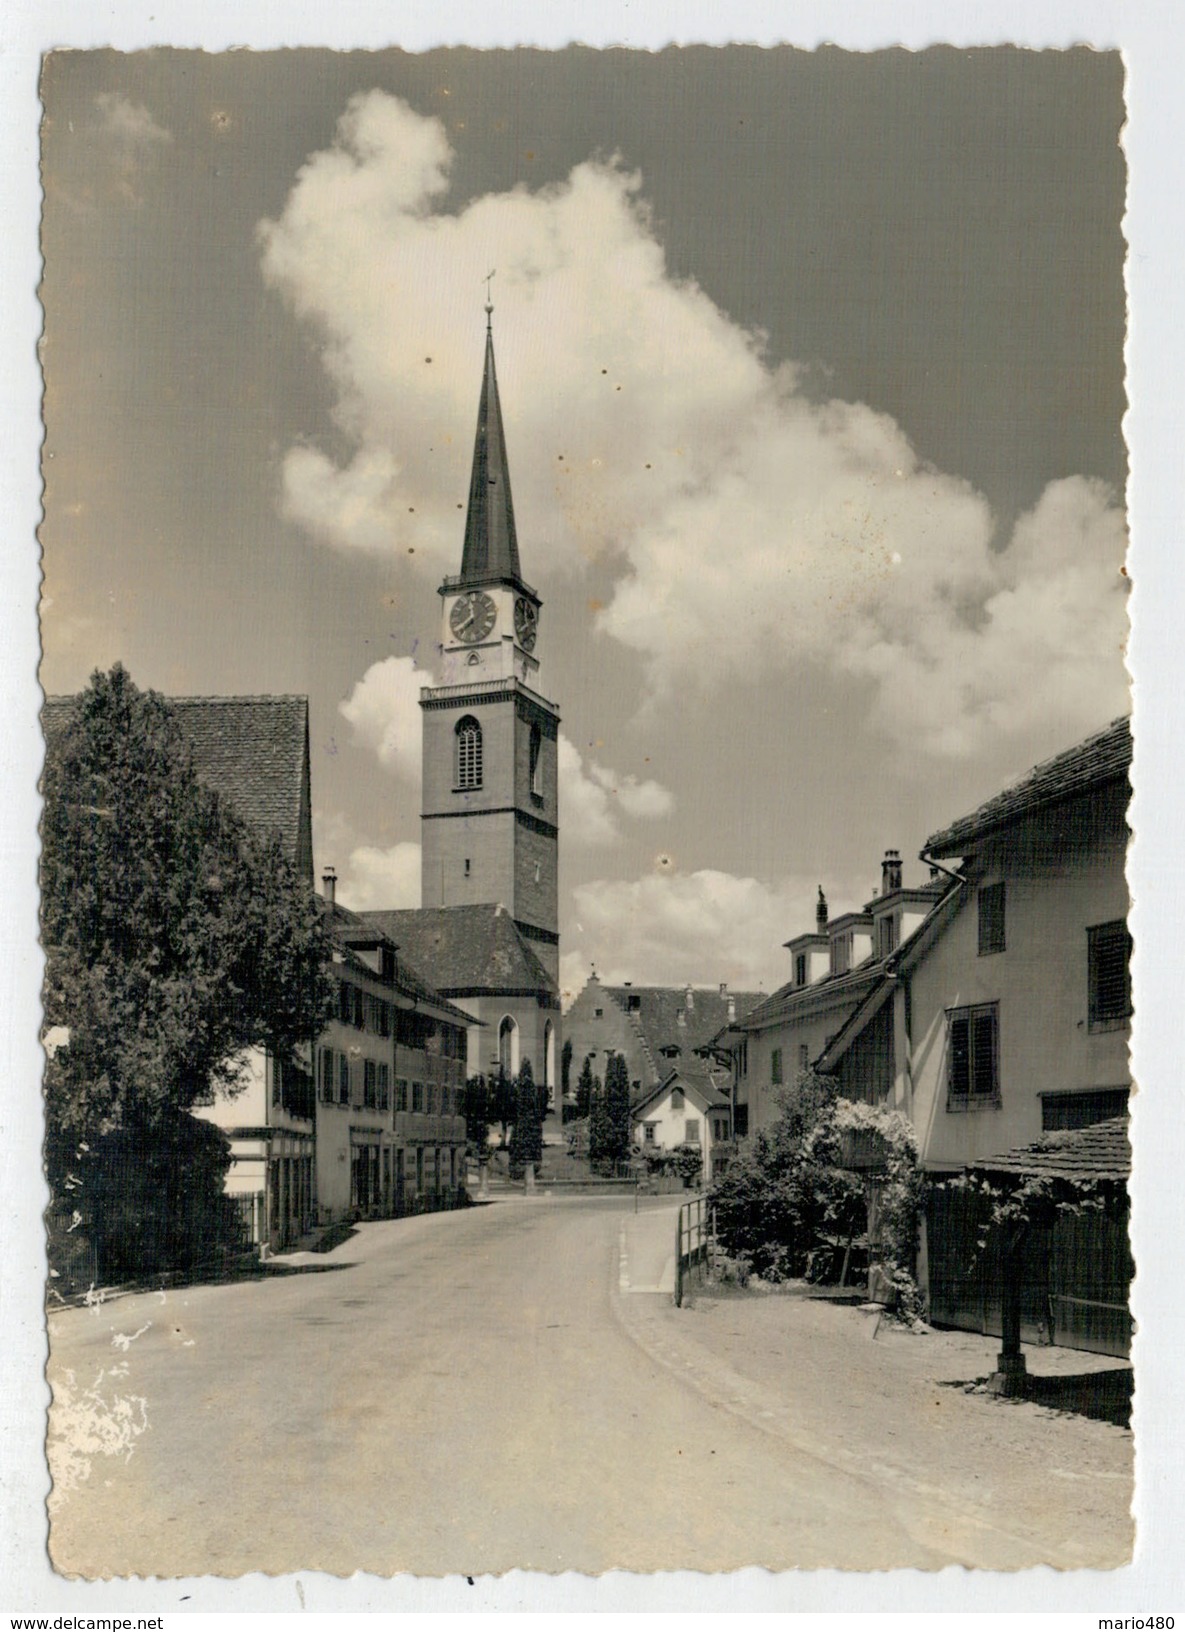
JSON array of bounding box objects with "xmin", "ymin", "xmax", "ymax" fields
[{"xmin": 46, "ymin": 1196, "xmax": 1036, "ymax": 1577}]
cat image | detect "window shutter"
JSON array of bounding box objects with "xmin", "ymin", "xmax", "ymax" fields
[
  {"xmin": 949, "ymin": 1013, "xmax": 971, "ymax": 1098},
  {"xmin": 971, "ymin": 1010, "xmax": 996, "ymax": 1096},
  {"xmin": 1089, "ymin": 922, "xmax": 1131, "ymax": 1025}
]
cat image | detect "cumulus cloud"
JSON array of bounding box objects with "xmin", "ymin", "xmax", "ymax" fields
[
  {"xmin": 339, "ymin": 654, "xmax": 428, "ymax": 784},
  {"xmin": 340, "ymin": 654, "xmax": 673, "ymax": 846},
  {"xmin": 562, "ymin": 868, "xmax": 840, "ymax": 999},
  {"xmin": 261, "ymin": 91, "xmax": 1128, "ymax": 755},
  {"xmin": 339, "ymin": 842, "xmax": 422, "ymax": 911}
]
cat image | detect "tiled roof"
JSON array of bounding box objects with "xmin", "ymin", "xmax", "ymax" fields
[
  {"xmin": 925, "ymin": 716, "xmax": 1131, "ymax": 857},
  {"xmin": 603, "ymin": 985, "xmax": 765, "ymax": 1058},
  {"xmin": 632, "ymin": 1054, "xmax": 731, "ymax": 1118},
  {"xmin": 968, "ymin": 1116, "xmax": 1131, "ymax": 1182},
  {"xmin": 358, "ymin": 904, "xmax": 555, "ymax": 997},
  {"xmin": 737, "ymin": 961, "xmax": 884, "ymax": 1034},
  {"xmin": 44, "ymin": 692, "xmax": 313, "ymax": 879},
  {"xmin": 318, "ymin": 900, "xmax": 474, "ymax": 1025}
]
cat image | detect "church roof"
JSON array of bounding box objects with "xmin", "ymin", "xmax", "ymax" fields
[
  {"xmin": 44, "ymin": 692, "xmax": 313, "ymax": 883},
  {"xmin": 458, "ymin": 317, "xmax": 522, "ymax": 586},
  {"xmin": 357, "ymin": 904, "xmax": 555, "ymax": 998}
]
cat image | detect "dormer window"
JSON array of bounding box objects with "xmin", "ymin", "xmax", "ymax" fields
[
  {"xmin": 830, "ymin": 933, "xmax": 852, "ymax": 976},
  {"xmin": 456, "ymin": 716, "xmax": 483, "ymax": 789},
  {"xmin": 877, "ymin": 914, "xmax": 899, "ymax": 959},
  {"xmin": 795, "ymin": 953, "xmax": 807, "ymax": 986}
]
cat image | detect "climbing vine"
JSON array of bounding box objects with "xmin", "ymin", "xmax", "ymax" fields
[{"xmin": 829, "ymin": 1100, "xmax": 927, "ymax": 1326}]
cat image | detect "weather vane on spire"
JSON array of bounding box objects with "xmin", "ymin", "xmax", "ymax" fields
[{"xmin": 484, "ymin": 268, "xmax": 496, "ymax": 324}]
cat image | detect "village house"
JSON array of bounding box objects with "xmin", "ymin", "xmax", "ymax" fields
[
  {"xmin": 316, "ymin": 874, "xmax": 472, "ymax": 1226},
  {"xmin": 724, "ymin": 860, "xmax": 944, "ymax": 1139},
  {"xmin": 815, "ymin": 717, "xmax": 1133, "ymax": 1352},
  {"xmin": 630, "ymin": 1050, "xmax": 734, "ymax": 1184},
  {"xmin": 564, "ymin": 976, "xmax": 764, "ymax": 1107}
]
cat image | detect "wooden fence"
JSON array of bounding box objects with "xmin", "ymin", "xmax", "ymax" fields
[
  {"xmin": 925, "ymin": 1185, "xmax": 1132, "ymax": 1357},
  {"xmin": 674, "ymin": 1194, "xmax": 714, "ymax": 1307}
]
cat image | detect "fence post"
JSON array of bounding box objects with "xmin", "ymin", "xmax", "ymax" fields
[{"xmin": 674, "ymin": 1203, "xmax": 683, "ymax": 1307}]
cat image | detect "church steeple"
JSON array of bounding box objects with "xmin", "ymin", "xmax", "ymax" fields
[{"xmin": 459, "ymin": 306, "xmax": 521, "ymax": 586}]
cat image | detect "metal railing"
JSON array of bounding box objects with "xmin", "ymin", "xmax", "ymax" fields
[{"xmin": 674, "ymin": 1194, "xmax": 715, "ymax": 1307}]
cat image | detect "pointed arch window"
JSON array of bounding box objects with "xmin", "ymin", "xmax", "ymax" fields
[{"xmin": 456, "ymin": 716, "xmax": 483, "ymax": 789}]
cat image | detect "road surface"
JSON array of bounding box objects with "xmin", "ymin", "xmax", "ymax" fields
[{"xmin": 45, "ymin": 1194, "xmax": 1124, "ymax": 1577}]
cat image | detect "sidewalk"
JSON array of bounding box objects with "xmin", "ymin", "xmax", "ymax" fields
[
  {"xmin": 618, "ymin": 1196, "xmax": 680, "ymax": 1294},
  {"xmin": 613, "ymin": 1211, "xmax": 1134, "ymax": 1570}
]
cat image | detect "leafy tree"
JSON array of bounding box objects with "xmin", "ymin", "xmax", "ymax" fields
[
  {"xmin": 561, "ymin": 1037, "xmax": 573, "ymax": 1101},
  {"xmin": 710, "ymin": 1069, "xmax": 864, "ymax": 1280},
  {"xmin": 508, "ymin": 1057, "xmax": 542, "ymax": 1178},
  {"xmin": 576, "ymin": 1053, "xmax": 594, "ymax": 1120},
  {"xmin": 41, "ymin": 666, "xmax": 334, "ymax": 1271}
]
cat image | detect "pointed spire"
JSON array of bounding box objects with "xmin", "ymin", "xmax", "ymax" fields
[{"xmin": 459, "ymin": 305, "xmax": 521, "ymax": 584}]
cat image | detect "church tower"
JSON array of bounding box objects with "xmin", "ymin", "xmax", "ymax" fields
[{"xmin": 419, "ymin": 305, "xmax": 561, "ymax": 987}]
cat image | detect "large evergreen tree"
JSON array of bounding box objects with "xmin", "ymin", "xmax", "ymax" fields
[
  {"xmin": 589, "ymin": 1052, "xmax": 631, "ymax": 1174},
  {"xmin": 507, "ymin": 1057, "xmax": 542, "ymax": 1178},
  {"xmin": 576, "ymin": 1053, "xmax": 594, "ymax": 1120},
  {"xmin": 462, "ymin": 1074, "xmax": 490, "ymax": 1152},
  {"xmin": 604, "ymin": 1051, "xmax": 633, "ymax": 1170},
  {"xmin": 41, "ymin": 666, "xmax": 335, "ymax": 1271}
]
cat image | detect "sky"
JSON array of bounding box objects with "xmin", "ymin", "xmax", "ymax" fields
[{"xmin": 38, "ymin": 45, "xmax": 1130, "ymax": 1003}]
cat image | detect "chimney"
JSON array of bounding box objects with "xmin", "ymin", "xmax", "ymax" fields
[
  {"xmin": 322, "ymin": 865, "xmax": 337, "ymax": 907},
  {"xmin": 685, "ymin": 983, "xmax": 695, "ymax": 1013},
  {"xmin": 728, "ymin": 995, "xmax": 736, "ymax": 1023},
  {"xmin": 719, "ymin": 982, "xmax": 728, "ymax": 998},
  {"xmin": 816, "ymin": 886, "xmax": 828, "ymax": 934},
  {"xmin": 881, "ymin": 849, "xmax": 903, "ymax": 896}
]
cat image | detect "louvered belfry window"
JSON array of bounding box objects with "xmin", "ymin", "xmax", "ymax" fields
[
  {"xmin": 1088, "ymin": 920, "xmax": 1132, "ymax": 1029},
  {"xmin": 456, "ymin": 716, "xmax": 483, "ymax": 789},
  {"xmin": 947, "ymin": 1002, "xmax": 999, "ymax": 1107}
]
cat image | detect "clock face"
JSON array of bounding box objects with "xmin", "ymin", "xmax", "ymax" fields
[
  {"xmin": 449, "ymin": 591, "xmax": 497, "ymax": 644},
  {"xmin": 514, "ymin": 596, "xmax": 539, "ymax": 652}
]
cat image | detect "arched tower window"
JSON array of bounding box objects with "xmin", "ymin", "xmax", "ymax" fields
[
  {"xmin": 498, "ymin": 1015, "xmax": 520, "ymax": 1078},
  {"xmin": 456, "ymin": 716, "xmax": 483, "ymax": 789},
  {"xmin": 529, "ymin": 722, "xmax": 543, "ymax": 797}
]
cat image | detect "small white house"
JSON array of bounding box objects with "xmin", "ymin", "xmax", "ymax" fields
[{"xmin": 630, "ymin": 1053, "xmax": 733, "ymax": 1184}]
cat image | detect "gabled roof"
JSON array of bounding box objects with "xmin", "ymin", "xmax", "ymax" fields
[
  {"xmin": 458, "ymin": 318, "xmax": 522, "ymax": 586},
  {"xmin": 358, "ymin": 904, "xmax": 555, "ymax": 997},
  {"xmin": 735, "ymin": 959, "xmax": 884, "ymax": 1035},
  {"xmin": 925, "ymin": 716, "xmax": 1131, "ymax": 858},
  {"xmin": 967, "ymin": 1116, "xmax": 1130, "ymax": 1183},
  {"xmin": 602, "ymin": 984, "xmax": 765, "ymax": 1058},
  {"xmin": 44, "ymin": 692, "xmax": 314, "ymax": 883},
  {"xmin": 631, "ymin": 1056, "xmax": 731, "ymax": 1120},
  {"xmin": 815, "ymin": 883, "xmax": 964, "ymax": 1072},
  {"xmin": 319, "ymin": 899, "xmax": 475, "ymax": 1027}
]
